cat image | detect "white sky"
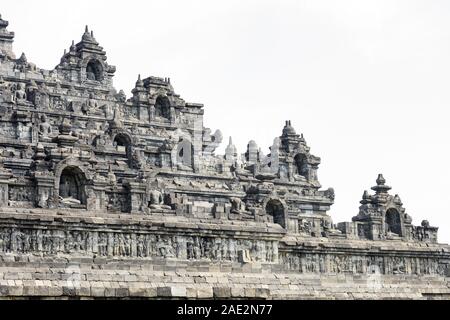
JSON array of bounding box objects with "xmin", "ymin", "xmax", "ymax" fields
[{"xmin": 2, "ymin": 0, "xmax": 450, "ymax": 243}]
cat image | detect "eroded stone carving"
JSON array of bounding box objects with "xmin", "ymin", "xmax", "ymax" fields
[{"xmin": 0, "ymin": 14, "xmax": 447, "ymax": 298}]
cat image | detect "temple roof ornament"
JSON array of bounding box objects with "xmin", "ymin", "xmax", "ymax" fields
[
  {"xmin": 136, "ymin": 74, "xmax": 144, "ymax": 87},
  {"xmin": 0, "ymin": 14, "xmax": 9, "ymax": 28},
  {"xmin": 81, "ymin": 26, "xmax": 98, "ymax": 44},
  {"xmin": 282, "ymin": 120, "xmax": 297, "ymax": 136},
  {"xmin": 372, "ymin": 173, "xmax": 392, "ymax": 194},
  {"xmin": 0, "ymin": 13, "xmax": 15, "ymax": 59},
  {"xmin": 225, "ymin": 137, "xmax": 238, "ymax": 160},
  {"xmin": 55, "ymin": 24, "xmax": 116, "ymax": 85}
]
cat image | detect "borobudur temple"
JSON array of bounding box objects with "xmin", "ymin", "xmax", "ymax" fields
[{"xmin": 0, "ymin": 14, "xmax": 449, "ymax": 299}]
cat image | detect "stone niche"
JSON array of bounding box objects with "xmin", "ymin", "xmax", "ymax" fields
[{"xmin": 58, "ymin": 166, "xmax": 87, "ymax": 207}]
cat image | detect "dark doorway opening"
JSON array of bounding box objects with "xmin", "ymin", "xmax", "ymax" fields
[{"xmin": 266, "ymin": 199, "xmax": 286, "ymax": 228}]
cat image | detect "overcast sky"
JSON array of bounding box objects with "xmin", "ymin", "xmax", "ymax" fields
[{"xmin": 2, "ymin": 0, "xmax": 450, "ymax": 243}]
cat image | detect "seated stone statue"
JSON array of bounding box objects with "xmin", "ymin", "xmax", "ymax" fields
[
  {"xmin": 38, "ymin": 114, "xmax": 52, "ymax": 140},
  {"xmin": 385, "ymin": 225, "xmax": 401, "ymax": 239},
  {"xmin": 59, "ymin": 195, "xmax": 81, "ymax": 205},
  {"xmin": 82, "ymin": 93, "xmax": 103, "ymax": 115},
  {"xmin": 321, "ymin": 220, "xmax": 342, "ymax": 235},
  {"xmin": 326, "ymin": 227, "xmax": 342, "ymax": 235},
  {"xmin": 87, "ymin": 70, "xmax": 96, "ymax": 81},
  {"xmin": 15, "ymin": 82, "xmax": 27, "ymax": 102},
  {"xmin": 230, "ymin": 197, "xmax": 245, "ymax": 214},
  {"xmin": 37, "ymin": 192, "xmax": 49, "ymax": 208},
  {"xmin": 386, "ymin": 231, "xmax": 401, "ymax": 239},
  {"xmin": 148, "ymin": 189, "xmax": 171, "ymax": 210}
]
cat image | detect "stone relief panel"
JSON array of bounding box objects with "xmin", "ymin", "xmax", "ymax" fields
[
  {"xmin": 0, "ymin": 123, "xmax": 16, "ymax": 139},
  {"xmin": 106, "ymin": 192, "xmax": 128, "ymax": 213},
  {"xmin": 280, "ymin": 252, "xmax": 449, "ymax": 276},
  {"xmin": 8, "ymin": 185, "xmax": 35, "ymax": 207},
  {"xmin": 0, "ymin": 226, "xmax": 278, "ymax": 263}
]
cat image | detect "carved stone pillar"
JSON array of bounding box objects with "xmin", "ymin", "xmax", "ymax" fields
[
  {"xmin": 130, "ymin": 233, "xmax": 137, "ymax": 257},
  {"xmin": 370, "ymin": 219, "xmax": 383, "ymax": 240},
  {"xmin": 90, "ymin": 180, "xmax": 108, "ymax": 212},
  {"xmin": 14, "ymin": 110, "xmax": 32, "ymax": 141},
  {"xmin": 286, "ymin": 158, "xmax": 295, "ymax": 182},
  {"xmin": 107, "ymin": 233, "xmax": 114, "ymax": 257},
  {"xmin": 169, "ymin": 106, "xmax": 176, "ymax": 124},
  {"xmin": 0, "ymin": 171, "xmax": 12, "ymax": 207},
  {"xmin": 149, "ymin": 105, "xmax": 155, "ymax": 121},
  {"xmin": 177, "ymin": 236, "xmax": 187, "ymax": 259},
  {"xmin": 308, "ymin": 164, "xmax": 319, "ymax": 183},
  {"xmin": 139, "ymin": 105, "xmax": 149, "ymax": 122},
  {"xmin": 34, "ymin": 174, "xmax": 55, "ymax": 208},
  {"xmin": 91, "ymin": 232, "xmax": 98, "ymax": 254},
  {"xmin": 272, "ymin": 241, "xmax": 279, "ymax": 263},
  {"xmin": 125, "ymin": 181, "xmax": 145, "ymax": 214}
]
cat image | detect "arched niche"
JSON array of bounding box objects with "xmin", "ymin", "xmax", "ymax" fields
[
  {"xmin": 86, "ymin": 59, "xmax": 103, "ymax": 81},
  {"xmin": 154, "ymin": 96, "xmax": 171, "ymax": 119},
  {"xmin": 265, "ymin": 199, "xmax": 286, "ymax": 228},
  {"xmin": 113, "ymin": 132, "xmax": 133, "ymax": 165},
  {"xmin": 176, "ymin": 138, "xmax": 194, "ymax": 168},
  {"xmin": 58, "ymin": 166, "xmax": 87, "ymax": 205},
  {"xmin": 294, "ymin": 153, "xmax": 308, "ymax": 178},
  {"xmin": 385, "ymin": 208, "xmax": 402, "ymax": 236},
  {"xmin": 113, "ymin": 133, "xmax": 130, "ymax": 153}
]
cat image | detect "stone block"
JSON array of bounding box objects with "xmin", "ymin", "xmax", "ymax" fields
[
  {"xmin": 157, "ymin": 286, "xmax": 187, "ymax": 298},
  {"xmin": 213, "ymin": 287, "xmax": 231, "ymax": 298},
  {"xmin": 197, "ymin": 287, "xmax": 213, "ymax": 299},
  {"xmin": 231, "ymin": 287, "xmax": 245, "ymax": 298},
  {"xmin": 115, "ymin": 288, "xmax": 129, "ymax": 297},
  {"xmin": 90, "ymin": 287, "xmax": 105, "ymax": 297}
]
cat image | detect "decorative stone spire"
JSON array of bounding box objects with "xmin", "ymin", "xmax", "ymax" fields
[
  {"xmin": 280, "ymin": 120, "xmax": 306, "ymax": 154},
  {"xmin": 0, "ymin": 13, "xmax": 15, "ymax": 59},
  {"xmin": 81, "ymin": 25, "xmax": 98, "ymax": 44},
  {"xmin": 0, "ymin": 14, "xmax": 8, "ymax": 28},
  {"xmin": 376, "ymin": 174, "xmax": 385, "ymax": 185},
  {"xmin": 282, "ymin": 120, "xmax": 297, "ymax": 136},
  {"xmin": 70, "ymin": 40, "xmax": 76, "ymax": 52},
  {"xmin": 245, "ymin": 140, "xmax": 259, "ymax": 163},
  {"xmin": 132, "ymin": 75, "xmax": 146, "ymax": 102},
  {"xmin": 360, "ymin": 190, "xmax": 371, "ymax": 205},
  {"xmin": 225, "ymin": 137, "xmax": 237, "ymax": 160},
  {"xmin": 371, "ymin": 174, "xmax": 391, "ymax": 194},
  {"xmin": 135, "ymin": 74, "xmax": 144, "ymax": 88},
  {"xmin": 56, "ymin": 23, "xmax": 116, "ymax": 85},
  {"xmin": 18, "ymin": 52, "xmax": 27, "ymax": 63}
]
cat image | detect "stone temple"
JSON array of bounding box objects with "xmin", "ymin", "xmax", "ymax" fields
[{"xmin": 0, "ymin": 14, "xmax": 449, "ymax": 299}]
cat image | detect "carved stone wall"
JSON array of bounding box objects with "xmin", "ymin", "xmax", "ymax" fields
[
  {"xmin": 280, "ymin": 252, "xmax": 448, "ymax": 276},
  {"xmin": 0, "ymin": 226, "xmax": 278, "ymax": 263},
  {"xmin": 0, "ymin": 13, "xmax": 448, "ymax": 299}
]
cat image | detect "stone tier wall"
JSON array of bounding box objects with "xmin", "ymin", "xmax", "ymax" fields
[
  {"xmin": 0, "ymin": 254, "xmax": 449, "ymax": 299},
  {"xmin": 0, "ymin": 210, "xmax": 449, "ymax": 299}
]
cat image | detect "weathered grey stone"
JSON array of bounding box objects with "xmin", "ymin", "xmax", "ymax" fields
[
  {"xmin": 213, "ymin": 287, "xmax": 231, "ymax": 298},
  {"xmin": 0, "ymin": 13, "xmax": 448, "ymax": 300},
  {"xmin": 196, "ymin": 287, "xmax": 213, "ymax": 299},
  {"xmin": 157, "ymin": 286, "xmax": 187, "ymax": 298}
]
